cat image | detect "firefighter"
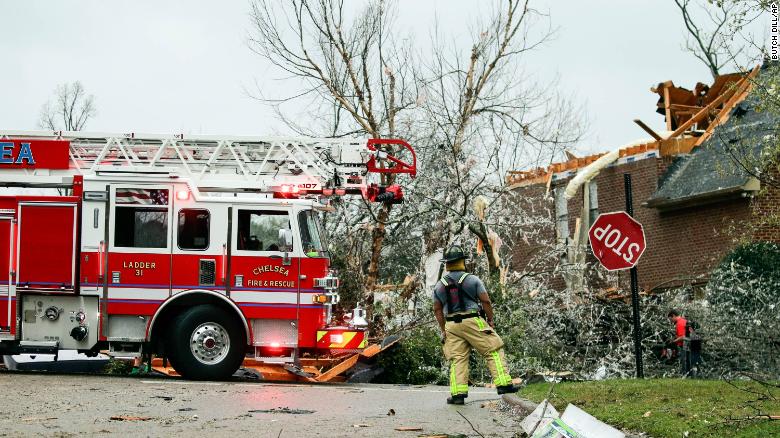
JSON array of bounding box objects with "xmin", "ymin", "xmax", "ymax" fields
[{"xmin": 433, "ymin": 245, "xmax": 519, "ymax": 405}]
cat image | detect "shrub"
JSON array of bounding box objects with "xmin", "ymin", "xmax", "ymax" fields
[
  {"xmin": 693, "ymin": 241, "xmax": 780, "ymax": 377},
  {"xmin": 373, "ymin": 324, "xmax": 448, "ymax": 385}
]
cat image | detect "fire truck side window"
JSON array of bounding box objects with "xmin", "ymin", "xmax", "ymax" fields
[
  {"xmin": 114, "ymin": 208, "xmax": 168, "ymax": 248},
  {"xmin": 178, "ymin": 209, "xmax": 210, "ymax": 250},
  {"xmin": 298, "ymin": 210, "xmax": 326, "ymax": 258},
  {"xmin": 114, "ymin": 188, "xmax": 169, "ymax": 249},
  {"xmin": 237, "ymin": 210, "xmax": 290, "ymax": 251}
]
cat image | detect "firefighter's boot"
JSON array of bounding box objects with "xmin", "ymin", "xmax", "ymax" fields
[
  {"xmin": 446, "ymin": 394, "xmax": 466, "ymax": 405},
  {"xmin": 496, "ymin": 384, "xmax": 521, "ymax": 395}
]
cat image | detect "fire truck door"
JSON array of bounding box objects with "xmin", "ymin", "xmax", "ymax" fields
[
  {"xmin": 0, "ymin": 216, "xmax": 12, "ymax": 335},
  {"xmin": 229, "ymin": 207, "xmax": 301, "ymax": 348},
  {"xmin": 171, "ymin": 204, "xmax": 226, "ymax": 295},
  {"xmin": 106, "ymin": 185, "xmax": 173, "ymax": 315}
]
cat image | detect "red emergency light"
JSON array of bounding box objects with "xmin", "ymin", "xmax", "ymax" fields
[
  {"xmin": 280, "ymin": 184, "xmax": 299, "ymax": 194},
  {"xmin": 273, "ymin": 184, "xmax": 303, "ymax": 199}
]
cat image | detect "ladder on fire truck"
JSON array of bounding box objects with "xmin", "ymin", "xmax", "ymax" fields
[{"xmin": 0, "ymin": 130, "xmax": 416, "ymax": 201}]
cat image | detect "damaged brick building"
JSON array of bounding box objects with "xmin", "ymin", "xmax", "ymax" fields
[{"xmin": 507, "ymin": 64, "xmax": 780, "ymax": 295}]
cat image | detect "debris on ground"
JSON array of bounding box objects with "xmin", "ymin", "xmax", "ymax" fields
[
  {"xmin": 109, "ymin": 416, "xmax": 153, "ymax": 422},
  {"xmin": 387, "ymin": 408, "xmax": 396, "ymax": 416},
  {"xmin": 519, "ymin": 399, "xmax": 559, "ymax": 435},
  {"xmin": 234, "ymin": 368, "xmax": 262, "ymax": 380},
  {"xmin": 532, "ymin": 417, "xmax": 582, "ymax": 437},
  {"xmin": 534, "ymin": 371, "xmax": 579, "ymax": 384},
  {"xmin": 21, "ymin": 417, "xmax": 57, "ymax": 422},
  {"xmin": 418, "ymin": 435, "xmax": 463, "ymax": 438},
  {"xmin": 559, "ymin": 404, "xmax": 624, "ymax": 438},
  {"xmin": 523, "ymin": 403, "xmax": 625, "ymax": 438},
  {"xmin": 394, "ymin": 426, "xmax": 423, "ymax": 431},
  {"xmin": 248, "ymin": 407, "xmax": 315, "ymax": 415}
]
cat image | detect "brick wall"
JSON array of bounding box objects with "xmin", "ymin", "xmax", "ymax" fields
[
  {"xmin": 749, "ymin": 166, "xmax": 780, "ymax": 242},
  {"xmin": 509, "ymin": 155, "xmax": 779, "ymax": 292},
  {"xmin": 505, "ymin": 184, "xmax": 556, "ymax": 267},
  {"xmin": 504, "ymin": 183, "xmax": 564, "ymax": 289}
]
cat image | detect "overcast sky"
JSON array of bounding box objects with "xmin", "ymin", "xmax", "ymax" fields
[{"xmin": 0, "ymin": 1, "xmax": 769, "ymax": 159}]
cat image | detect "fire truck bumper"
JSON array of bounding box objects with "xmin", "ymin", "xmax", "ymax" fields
[{"xmin": 316, "ymin": 327, "xmax": 368, "ymax": 352}]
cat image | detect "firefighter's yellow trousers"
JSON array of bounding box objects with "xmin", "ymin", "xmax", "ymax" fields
[{"xmin": 443, "ymin": 315, "xmax": 513, "ymax": 396}]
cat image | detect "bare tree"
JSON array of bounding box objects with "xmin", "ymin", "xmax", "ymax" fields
[
  {"xmin": 38, "ymin": 81, "xmax": 96, "ymax": 131},
  {"xmin": 674, "ymin": 0, "xmax": 741, "ymax": 77},
  {"xmin": 247, "ymin": 0, "xmax": 585, "ymax": 322},
  {"xmin": 248, "ymin": 0, "xmax": 419, "ymax": 304},
  {"xmin": 672, "ymin": 0, "xmax": 769, "ymax": 77},
  {"xmin": 412, "ymin": 1, "xmax": 584, "ymax": 279}
]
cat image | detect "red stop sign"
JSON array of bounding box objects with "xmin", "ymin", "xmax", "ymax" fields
[{"xmin": 588, "ymin": 212, "xmax": 646, "ymax": 271}]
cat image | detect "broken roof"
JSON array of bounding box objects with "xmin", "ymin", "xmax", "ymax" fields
[
  {"xmin": 506, "ymin": 65, "xmax": 768, "ymax": 208},
  {"xmin": 506, "ymin": 76, "xmax": 750, "ymax": 187},
  {"xmin": 647, "ymin": 64, "xmax": 776, "ymax": 210}
]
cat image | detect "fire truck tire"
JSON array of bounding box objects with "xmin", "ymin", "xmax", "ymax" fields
[{"xmin": 166, "ymin": 305, "xmax": 246, "ymax": 380}]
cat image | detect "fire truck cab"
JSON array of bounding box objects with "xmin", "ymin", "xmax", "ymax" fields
[{"xmin": 0, "ymin": 132, "xmax": 415, "ymax": 380}]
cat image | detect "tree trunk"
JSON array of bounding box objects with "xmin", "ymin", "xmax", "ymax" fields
[{"xmin": 364, "ymin": 204, "xmax": 390, "ymax": 299}]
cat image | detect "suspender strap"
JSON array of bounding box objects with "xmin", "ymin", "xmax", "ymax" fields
[
  {"xmin": 439, "ymin": 273, "xmax": 470, "ymax": 286},
  {"xmin": 455, "ymin": 273, "xmax": 469, "ymax": 312}
]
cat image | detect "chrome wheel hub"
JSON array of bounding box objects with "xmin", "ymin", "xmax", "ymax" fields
[{"xmin": 190, "ymin": 322, "xmax": 230, "ymax": 365}]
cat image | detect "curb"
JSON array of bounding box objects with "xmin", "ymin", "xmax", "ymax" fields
[{"xmin": 500, "ymin": 393, "xmax": 539, "ymax": 414}]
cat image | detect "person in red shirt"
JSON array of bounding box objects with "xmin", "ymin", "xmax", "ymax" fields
[
  {"xmin": 669, "ymin": 310, "xmax": 687, "ymax": 346},
  {"xmin": 668, "ymin": 309, "xmax": 691, "ymax": 376}
]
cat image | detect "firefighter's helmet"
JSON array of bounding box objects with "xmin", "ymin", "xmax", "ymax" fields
[{"xmin": 440, "ymin": 245, "xmax": 467, "ymax": 263}]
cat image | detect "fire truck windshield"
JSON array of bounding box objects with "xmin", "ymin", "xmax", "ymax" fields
[{"xmin": 298, "ymin": 210, "xmax": 327, "ymax": 258}]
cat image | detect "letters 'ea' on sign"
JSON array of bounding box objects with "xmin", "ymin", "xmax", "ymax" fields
[
  {"xmin": 0, "ymin": 140, "xmax": 70, "ymax": 169},
  {"xmin": 588, "ymin": 211, "xmax": 647, "ymax": 271}
]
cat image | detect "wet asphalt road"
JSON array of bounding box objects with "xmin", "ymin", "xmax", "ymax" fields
[{"xmin": 0, "ymin": 372, "xmax": 521, "ymax": 437}]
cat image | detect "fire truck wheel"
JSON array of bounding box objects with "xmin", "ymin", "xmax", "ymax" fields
[{"xmin": 166, "ymin": 305, "xmax": 246, "ymax": 380}]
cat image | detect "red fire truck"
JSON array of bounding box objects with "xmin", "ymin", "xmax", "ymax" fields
[{"xmin": 0, "ymin": 131, "xmax": 415, "ymax": 380}]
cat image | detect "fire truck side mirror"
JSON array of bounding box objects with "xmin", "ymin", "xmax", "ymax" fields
[
  {"xmin": 278, "ymin": 229, "xmax": 293, "ymax": 252},
  {"xmin": 278, "ymin": 229, "xmax": 293, "ymax": 267}
]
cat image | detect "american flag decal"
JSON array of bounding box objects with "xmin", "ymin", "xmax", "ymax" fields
[{"xmin": 115, "ymin": 188, "xmax": 169, "ymax": 205}]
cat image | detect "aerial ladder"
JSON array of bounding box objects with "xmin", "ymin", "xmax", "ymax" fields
[{"xmin": 0, "ymin": 130, "xmax": 416, "ymax": 201}]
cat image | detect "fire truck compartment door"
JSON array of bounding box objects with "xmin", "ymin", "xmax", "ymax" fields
[
  {"xmin": 17, "ymin": 203, "xmax": 78, "ymax": 291},
  {"xmin": 0, "ymin": 217, "xmax": 13, "ymax": 334}
]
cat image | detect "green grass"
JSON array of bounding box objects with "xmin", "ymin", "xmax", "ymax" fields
[{"xmin": 519, "ymin": 379, "xmax": 779, "ymax": 438}]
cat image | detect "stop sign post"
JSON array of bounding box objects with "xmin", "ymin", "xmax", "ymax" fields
[
  {"xmin": 588, "ymin": 212, "xmax": 646, "ymax": 271},
  {"xmin": 587, "ymin": 174, "xmax": 646, "ymax": 378}
]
